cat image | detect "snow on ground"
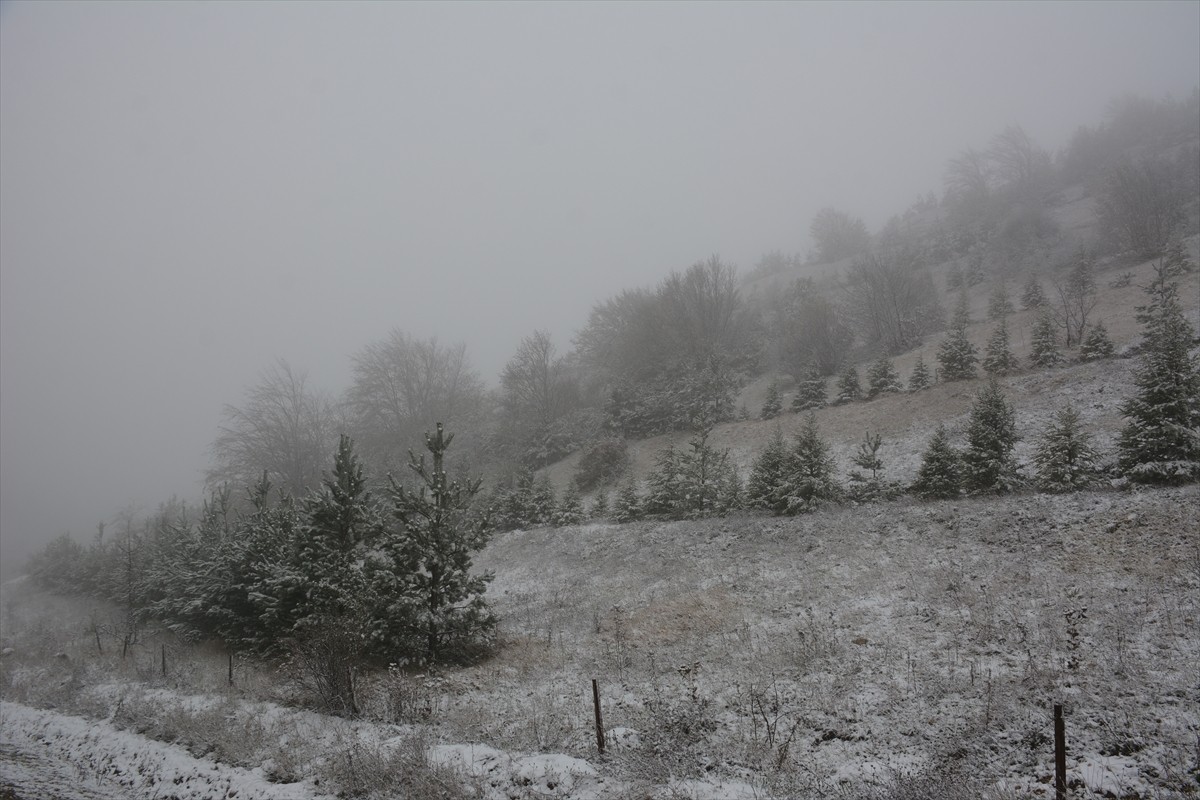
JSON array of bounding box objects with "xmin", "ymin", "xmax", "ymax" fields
[{"xmin": 0, "ymin": 701, "xmax": 323, "ymax": 800}]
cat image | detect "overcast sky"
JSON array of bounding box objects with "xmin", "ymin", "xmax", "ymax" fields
[{"xmin": 1, "ymin": 0, "xmax": 1197, "ymax": 574}]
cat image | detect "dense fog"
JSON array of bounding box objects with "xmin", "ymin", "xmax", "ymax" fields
[{"xmin": 2, "ymin": 0, "xmax": 1198, "ymax": 576}]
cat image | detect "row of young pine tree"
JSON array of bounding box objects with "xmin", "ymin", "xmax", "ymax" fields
[
  {"xmin": 487, "ymin": 254, "xmax": 1199, "ymax": 527},
  {"xmin": 28, "ymin": 425, "xmax": 496, "ymax": 684},
  {"xmin": 761, "ymin": 248, "xmax": 1142, "ymax": 418},
  {"xmin": 25, "ymin": 252, "xmax": 1198, "ymax": 671}
]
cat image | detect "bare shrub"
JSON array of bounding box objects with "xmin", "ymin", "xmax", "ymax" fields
[
  {"xmin": 318, "ymin": 726, "xmax": 481, "ymax": 800},
  {"xmin": 285, "ymin": 619, "xmax": 365, "ymax": 716}
]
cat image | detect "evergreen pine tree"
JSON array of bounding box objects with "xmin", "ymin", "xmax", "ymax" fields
[
  {"xmin": 987, "ymin": 282, "xmax": 1014, "ymax": 320},
  {"xmin": 962, "ymin": 378, "xmax": 1021, "ymax": 494},
  {"xmin": 613, "ymin": 479, "xmax": 643, "ymax": 523},
  {"xmin": 1118, "ymin": 255, "xmax": 1200, "ymax": 484},
  {"xmin": 791, "ymin": 366, "xmax": 827, "ymax": 411},
  {"xmin": 503, "ymin": 470, "xmax": 537, "ymax": 530},
  {"xmin": 295, "ymin": 435, "xmax": 382, "ymax": 632},
  {"xmin": 866, "ymin": 356, "xmax": 903, "ymax": 399},
  {"xmin": 676, "ymin": 427, "xmax": 734, "ymax": 519},
  {"xmin": 746, "ymin": 428, "xmax": 792, "ymax": 514},
  {"xmin": 1029, "ymin": 312, "xmax": 1062, "ymax": 367},
  {"xmin": 589, "ymin": 491, "xmax": 609, "ymax": 521},
  {"xmin": 716, "ymin": 465, "xmax": 743, "ymax": 514},
  {"xmin": 908, "ymin": 355, "xmax": 933, "ymax": 391},
  {"xmin": 374, "ymin": 424, "xmax": 495, "ymax": 665},
  {"xmin": 788, "ymin": 413, "xmax": 842, "ymax": 512},
  {"xmin": 1078, "ymin": 321, "xmax": 1116, "ymax": 361},
  {"xmin": 1034, "ymin": 404, "xmax": 1101, "ymax": 492},
  {"xmin": 1021, "ymin": 275, "xmax": 1047, "ymax": 310},
  {"xmin": 912, "ymin": 425, "xmax": 963, "ymax": 500},
  {"xmin": 643, "ymin": 445, "xmax": 683, "ymax": 518},
  {"xmin": 530, "ymin": 476, "xmax": 557, "ymax": 526},
  {"xmin": 835, "ymin": 364, "xmax": 863, "ymax": 404},
  {"xmin": 553, "ymin": 483, "xmax": 585, "ymax": 526},
  {"xmin": 983, "ymin": 320, "xmax": 1020, "ymax": 375},
  {"xmin": 847, "ymin": 431, "xmax": 886, "ymax": 501},
  {"xmin": 760, "ymin": 381, "xmax": 783, "ymax": 420},
  {"xmin": 937, "ymin": 294, "xmax": 979, "ymax": 381}
]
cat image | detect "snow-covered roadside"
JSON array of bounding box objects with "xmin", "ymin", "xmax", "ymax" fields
[{"xmin": 0, "ymin": 701, "xmax": 324, "ymax": 800}]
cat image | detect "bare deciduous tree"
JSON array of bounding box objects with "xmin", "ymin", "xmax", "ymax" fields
[
  {"xmin": 347, "ymin": 332, "xmax": 484, "ymax": 476},
  {"xmin": 1052, "ymin": 251, "xmax": 1099, "ymax": 348},
  {"xmin": 1097, "ymin": 158, "xmax": 1187, "ymax": 259},
  {"xmin": 208, "ymin": 359, "xmax": 339, "ymax": 498},
  {"xmin": 842, "ymin": 251, "xmax": 943, "ymax": 354}
]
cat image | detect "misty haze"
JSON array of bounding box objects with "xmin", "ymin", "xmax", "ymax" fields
[{"xmin": 1, "ymin": 1, "xmax": 1198, "ymax": 798}]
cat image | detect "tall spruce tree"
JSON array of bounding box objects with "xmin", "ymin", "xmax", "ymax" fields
[
  {"xmin": 988, "ymin": 283, "xmax": 1014, "ymax": 320},
  {"xmin": 788, "ymin": 413, "xmax": 842, "ymax": 511},
  {"xmin": 912, "ymin": 425, "xmax": 963, "ymax": 500},
  {"xmin": 746, "ymin": 428, "xmax": 793, "ymax": 515},
  {"xmin": 962, "ymin": 378, "xmax": 1021, "ymax": 494},
  {"xmin": 1021, "ymin": 275, "xmax": 1047, "ymax": 310},
  {"xmin": 589, "ymin": 491, "xmax": 609, "ymax": 520},
  {"xmin": 613, "ymin": 479, "xmax": 643, "ymax": 523},
  {"xmin": 791, "ymin": 366, "xmax": 827, "ymax": 411},
  {"xmin": 866, "ymin": 356, "xmax": 903, "ymax": 399},
  {"xmin": 374, "ymin": 424, "xmax": 495, "ymax": 665},
  {"xmin": 937, "ymin": 293, "xmax": 978, "ymax": 381},
  {"xmin": 643, "ymin": 445, "xmax": 684, "ymax": 518},
  {"xmin": 908, "ymin": 355, "xmax": 933, "ymax": 391},
  {"xmin": 1078, "ymin": 321, "xmax": 1116, "ymax": 361},
  {"xmin": 553, "ymin": 483, "xmax": 586, "ymax": 526},
  {"xmin": 761, "ymin": 381, "xmax": 783, "ymax": 420},
  {"xmin": 983, "ymin": 321, "xmax": 1020, "ymax": 375},
  {"xmin": 1034, "ymin": 404, "xmax": 1101, "ymax": 492},
  {"xmin": 835, "ymin": 364, "xmax": 863, "ymax": 404},
  {"xmin": 1118, "ymin": 255, "xmax": 1200, "ymax": 484},
  {"xmin": 1029, "ymin": 312, "xmax": 1062, "ymax": 368}
]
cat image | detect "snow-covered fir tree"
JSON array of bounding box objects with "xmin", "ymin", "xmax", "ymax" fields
[
  {"xmin": 612, "ymin": 479, "xmax": 643, "ymax": 523},
  {"xmin": 866, "ymin": 356, "xmax": 903, "ymax": 398},
  {"xmin": 293, "ymin": 435, "xmax": 381, "ymax": 637},
  {"xmin": 987, "ymin": 282, "xmax": 1014, "ymax": 320},
  {"xmin": 553, "ymin": 483, "xmax": 585, "ymax": 526},
  {"xmin": 912, "ymin": 425, "xmax": 963, "ymax": 499},
  {"xmin": 1034, "ymin": 404, "xmax": 1102, "ymax": 492},
  {"xmin": 983, "ymin": 320, "xmax": 1019, "ymax": 375},
  {"xmin": 643, "ymin": 445, "xmax": 683, "ymax": 518},
  {"xmin": 908, "ymin": 355, "xmax": 933, "ymax": 391},
  {"xmin": 1029, "ymin": 312, "xmax": 1062, "ymax": 367},
  {"xmin": 1118, "ymin": 255, "xmax": 1200, "ymax": 484},
  {"xmin": 589, "ymin": 491, "xmax": 609, "ymax": 520},
  {"xmin": 788, "ymin": 413, "xmax": 842, "ymax": 512},
  {"xmin": 530, "ymin": 475, "xmax": 557, "ymax": 526},
  {"xmin": 835, "ymin": 364, "xmax": 863, "ymax": 404},
  {"xmin": 373, "ymin": 424, "xmax": 495, "ymax": 665},
  {"xmin": 1021, "ymin": 275, "xmax": 1047, "ymax": 310},
  {"xmin": 937, "ymin": 294, "xmax": 979, "ymax": 381},
  {"xmin": 791, "ymin": 366, "xmax": 827, "ymax": 411},
  {"xmin": 746, "ymin": 428, "xmax": 792, "ymax": 515},
  {"xmin": 847, "ymin": 431, "xmax": 890, "ymax": 501},
  {"xmin": 760, "ymin": 380, "xmax": 783, "ymax": 419},
  {"xmin": 1079, "ymin": 321, "xmax": 1116, "ymax": 361},
  {"xmin": 962, "ymin": 378, "xmax": 1021, "ymax": 494}
]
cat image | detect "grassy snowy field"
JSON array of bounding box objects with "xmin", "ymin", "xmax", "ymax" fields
[{"xmin": 3, "ymin": 481, "xmax": 1198, "ymax": 798}]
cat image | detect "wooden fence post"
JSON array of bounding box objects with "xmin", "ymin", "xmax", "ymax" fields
[
  {"xmin": 592, "ymin": 679, "xmax": 606, "ymax": 755},
  {"xmin": 1054, "ymin": 703, "xmax": 1066, "ymax": 800},
  {"xmin": 228, "ymin": 652, "xmax": 234, "ymax": 687},
  {"xmin": 160, "ymin": 644, "xmax": 166, "ymax": 677}
]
